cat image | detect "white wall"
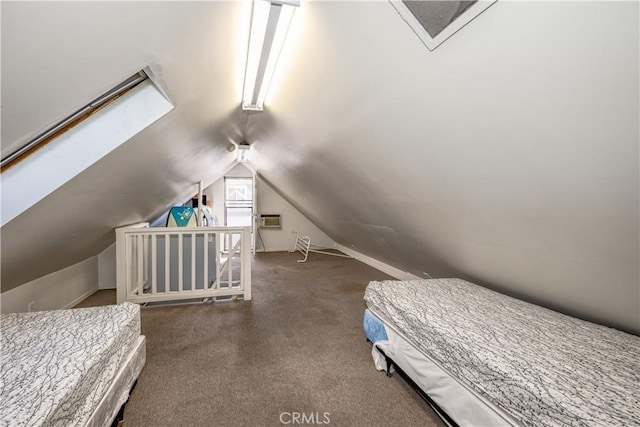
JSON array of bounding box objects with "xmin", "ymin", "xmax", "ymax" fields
[
  {"xmin": 3, "ymin": 1, "xmax": 638, "ymax": 333},
  {"xmin": 256, "ymin": 173, "xmax": 334, "ymax": 251},
  {"xmin": 1, "ymin": 257, "xmax": 99, "ymax": 313},
  {"xmin": 1, "ymin": 80, "xmax": 173, "ymax": 227},
  {"xmin": 1, "ymin": 1, "xmax": 245, "ymax": 291},
  {"xmin": 247, "ymin": 1, "xmax": 640, "ymax": 333},
  {"xmin": 98, "ymin": 243, "xmax": 117, "ymax": 289},
  {"xmin": 204, "ymin": 162, "xmax": 334, "ymax": 252}
]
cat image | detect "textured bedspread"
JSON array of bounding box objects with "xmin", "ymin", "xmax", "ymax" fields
[
  {"xmin": 0, "ymin": 303, "xmax": 141, "ymax": 427},
  {"xmin": 364, "ymin": 279, "xmax": 640, "ymax": 427}
]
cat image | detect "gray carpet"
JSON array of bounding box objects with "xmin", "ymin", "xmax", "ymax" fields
[{"xmin": 79, "ymin": 252, "xmax": 444, "ymax": 427}]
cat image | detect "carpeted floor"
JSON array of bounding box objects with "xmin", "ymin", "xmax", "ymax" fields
[{"xmin": 78, "ymin": 251, "xmax": 444, "ymax": 427}]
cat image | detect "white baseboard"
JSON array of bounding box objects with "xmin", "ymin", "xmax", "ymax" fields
[
  {"xmin": 1, "ymin": 257, "xmax": 99, "ymax": 314},
  {"xmin": 335, "ymin": 245, "xmax": 421, "ymax": 280},
  {"xmin": 64, "ymin": 286, "xmax": 99, "ymax": 309}
]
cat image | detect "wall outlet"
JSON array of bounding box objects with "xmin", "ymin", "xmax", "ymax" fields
[{"xmin": 28, "ymin": 301, "xmax": 35, "ymax": 312}]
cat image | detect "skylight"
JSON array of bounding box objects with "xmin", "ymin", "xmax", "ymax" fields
[
  {"xmin": 1, "ymin": 69, "xmax": 174, "ymax": 227},
  {"xmin": 1, "ymin": 71, "xmax": 149, "ymax": 170},
  {"xmin": 389, "ymin": 0, "xmax": 496, "ymax": 51}
]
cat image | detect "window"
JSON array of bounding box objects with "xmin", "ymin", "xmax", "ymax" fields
[
  {"xmin": 1, "ymin": 71, "xmax": 148, "ymax": 169},
  {"xmin": 224, "ymin": 177, "xmax": 254, "ymax": 250},
  {"xmin": 1, "ymin": 69, "xmax": 174, "ymax": 226},
  {"xmin": 389, "ymin": 0, "xmax": 496, "ymax": 51}
]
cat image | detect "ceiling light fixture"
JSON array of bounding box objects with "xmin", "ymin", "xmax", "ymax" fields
[
  {"xmin": 242, "ymin": 0, "xmax": 299, "ymax": 111},
  {"xmin": 237, "ymin": 141, "xmax": 251, "ymax": 162}
]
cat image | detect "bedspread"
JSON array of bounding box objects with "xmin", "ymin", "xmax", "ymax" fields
[
  {"xmin": 0, "ymin": 303, "xmax": 141, "ymax": 427},
  {"xmin": 364, "ymin": 279, "xmax": 640, "ymax": 427}
]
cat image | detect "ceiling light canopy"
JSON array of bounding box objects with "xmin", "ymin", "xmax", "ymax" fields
[
  {"xmin": 242, "ymin": 0, "xmax": 299, "ymax": 111},
  {"xmin": 237, "ymin": 141, "xmax": 250, "ymax": 162}
]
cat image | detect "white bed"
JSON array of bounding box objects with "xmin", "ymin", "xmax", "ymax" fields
[
  {"xmin": 0, "ymin": 303, "xmax": 146, "ymax": 427},
  {"xmin": 364, "ymin": 279, "xmax": 640, "ymax": 427}
]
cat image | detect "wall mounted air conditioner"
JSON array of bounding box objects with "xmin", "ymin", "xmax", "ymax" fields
[{"xmin": 259, "ymin": 213, "xmax": 281, "ymax": 229}]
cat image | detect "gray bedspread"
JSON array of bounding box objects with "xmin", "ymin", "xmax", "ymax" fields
[
  {"xmin": 0, "ymin": 303, "xmax": 141, "ymax": 427},
  {"xmin": 364, "ymin": 278, "xmax": 640, "ymax": 427}
]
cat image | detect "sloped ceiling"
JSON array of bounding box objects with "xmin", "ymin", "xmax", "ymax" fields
[
  {"xmin": 1, "ymin": 1, "xmax": 639, "ymax": 334},
  {"xmin": 245, "ymin": 1, "xmax": 640, "ymax": 332},
  {"xmin": 1, "ymin": 1, "xmax": 249, "ymax": 290}
]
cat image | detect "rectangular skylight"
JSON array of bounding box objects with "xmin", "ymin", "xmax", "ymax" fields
[
  {"xmin": 1, "ymin": 71, "xmax": 149, "ymax": 169},
  {"xmin": 390, "ymin": 0, "xmax": 496, "ymax": 51},
  {"xmin": 1, "ymin": 70, "xmax": 174, "ymax": 227}
]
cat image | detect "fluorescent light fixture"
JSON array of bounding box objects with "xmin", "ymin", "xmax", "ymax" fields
[
  {"xmin": 242, "ymin": 0, "xmax": 299, "ymax": 111},
  {"xmin": 237, "ymin": 142, "xmax": 250, "ymax": 162}
]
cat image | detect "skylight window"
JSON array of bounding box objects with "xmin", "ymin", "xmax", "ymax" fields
[
  {"xmin": 1, "ymin": 69, "xmax": 174, "ymax": 227},
  {"xmin": 389, "ymin": 0, "xmax": 496, "ymax": 51},
  {"xmin": 1, "ymin": 71, "xmax": 149, "ymax": 170}
]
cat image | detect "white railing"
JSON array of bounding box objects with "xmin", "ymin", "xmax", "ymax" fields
[{"xmin": 116, "ymin": 223, "xmax": 251, "ymax": 304}]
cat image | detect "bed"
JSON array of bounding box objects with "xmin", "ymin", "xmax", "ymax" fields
[
  {"xmin": 364, "ymin": 278, "xmax": 640, "ymax": 427},
  {"xmin": 0, "ymin": 303, "xmax": 146, "ymax": 427}
]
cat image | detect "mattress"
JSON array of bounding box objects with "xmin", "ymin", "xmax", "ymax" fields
[
  {"xmin": 364, "ymin": 279, "xmax": 640, "ymax": 427},
  {"xmin": 0, "ymin": 303, "xmax": 142, "ymax": 427},
  {"xmin": 366, "ymin": 308, "xmax": 518, "ymax": 426},
  {"xmin": 86, "ymin": 336, "xmax": 146, "ymax": 427}
]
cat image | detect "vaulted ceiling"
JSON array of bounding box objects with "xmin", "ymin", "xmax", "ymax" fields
[
  {"xmin": 1, "ymin": 1, "xmax": 246, "ymax": 290},
  {"xmin": 1, "ymin": 1, "xmax": 638, "ymax": 333}
]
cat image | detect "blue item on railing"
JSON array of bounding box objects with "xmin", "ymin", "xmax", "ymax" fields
[{"xmin": 166, "ymin": 206, "xmax": 197, "ymax": 227}]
